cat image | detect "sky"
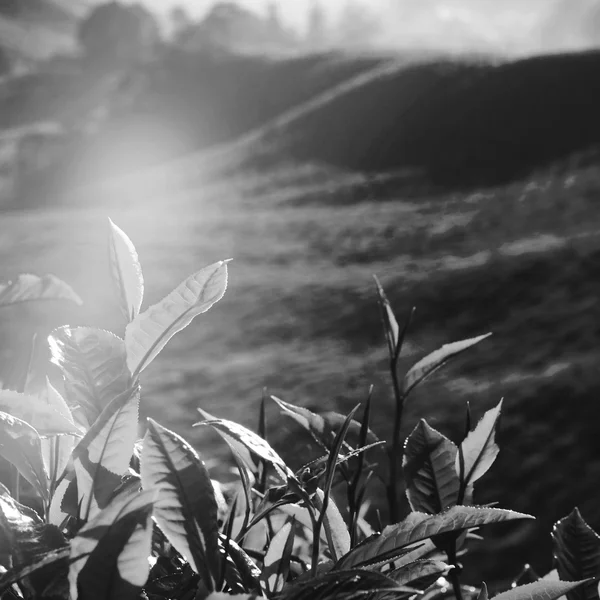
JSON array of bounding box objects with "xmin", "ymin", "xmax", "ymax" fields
[{"xmin": 133, "ymin": 0, "xmax": 597, "ymax": 56}]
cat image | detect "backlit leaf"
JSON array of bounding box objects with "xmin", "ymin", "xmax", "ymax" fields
[
  {"xmin": 72, "ymin": 386, "xmax": 140, "ymax": 521},
  {"xmin": 0, "ymin": 483, "xmax": 68, "ymax": 597},
  {"xmin": 69, "ymin": 487, "xmax": 155, "ymax": 600},
  {"xmin": 402, "ymin": 334, "xmax": 492, "ymax": 397},
  {"xmin": 553, "ymin": 508, "xmax": 600, "ymax": 600},
  {"xmin": 403, "ymin": 419, "xmax": 460, "ymax": 514},
  {"xmin": 0, "ymin": 412, "xmax": 48, "ymax": 503},
  {"xmin": 108, "ymin": 218, "xmax": 144, "ymax": 322},
  {"xmin": 492, "ymin": 580, "xmax": 592, "ymax": 600},
  {"xmin": 314, "ymin": 489, "xmax": 351, "ymax": 563},
  {"xmin": 141, "ymin": 419, "xmax": 221, "ymax": 591},
  {"xmin": 457, "ymin": 400, "xmax": 503, "ymax": 496},
  {"xmin": 125, "ymin": 260, "xmax": 229, "ymax": 376},
  {"xmin": 49, "ymin": 327, "xmax": 132, "ymax": 425},
  {"xmin": 336, "ymin": 506, "xmax": 533, "ymax": 570},
  {"xmin": 262, "ymin": 518, "xmax": 295, "ymax": 594},
  {"xmin": 0, "ymin": 274, "xmax": 82, "ymax": 307},
  {"xmin": 195, "ymin": 417, "xmax": 294, "ymax": 482},
  {"xmin": 0, "ymin": 389, "xmax": 81, "ymax": 437}
]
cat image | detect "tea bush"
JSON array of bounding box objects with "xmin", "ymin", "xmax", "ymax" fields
[{"xmin": 0, "ymin": 219, "xmax": 599, "ymax": 600}]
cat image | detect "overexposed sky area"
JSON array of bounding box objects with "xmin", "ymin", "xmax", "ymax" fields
[{"xmin": 133, "ymin": 0, "xmax": 596, "ymax": 56}]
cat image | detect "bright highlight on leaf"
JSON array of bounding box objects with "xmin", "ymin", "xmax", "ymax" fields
[
  {"xmin": 108, "ymin": 218, "xmax": 144, "ymax": 322},
  {"xmin": 72, "ymin": 386, "xmax": 140, "ymax": 521},
  {"xmin": 125, "ymin": 259, "xmax": 230, "ymax": 377},
  {"xmin": 0, "ymin": 388, "xmax": 81, "ymax": 439}
]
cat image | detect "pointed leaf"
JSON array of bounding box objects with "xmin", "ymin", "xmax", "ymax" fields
[
  {"xmin": 0, "ymin": 274, "xmax": 82, "ymax": 307},
  {"xmin": 479, "ymin": 583, "xmax": 489, "ymax": 600},
  {"xmin": 140, "ymin": 419, "xmax": 221, "ymax": 591},
  {"xmin": 40, "ymin": 381, "xmax": 78, "ymax": 487},
  {"xmin": 336, "ymin": 506, "xmax": 533, "ymax": 570},
  {"xmin": 108, "ymin": 218, "xmax": 144, "ymax": 322},
  {"xmin": 403, "ymin": 419, "xmax": 460, "ymax": 514},
  {"xmin": 403, "ymin": 334, "xmax": 492, "ymax": 396},
  {"xmin": 69, "ymin": 487, "xmax": 155, "ymax": 600},
  {"xmin": 125, "ymin": 260, "xmax": 229, "ymax": 376},
  {"xmin": 0, "ymin": 412, "xmax": 48, "ymax": 502},
  {"xmin": 262, "ymin": 518, "xmax": 295, "ymax": 594},
  {"xmin": 314, "ymin": 489, "xmax": 351, "ymax": 563},
  {"xmin": 197, "ymin": 408, "xmax": 258, "ymax": 475},
  {"xmin": 0, "ymin": 389, "xmax": 81, "ymax": 437},
  {"xmin": 389, "ymin": 559, "xmax": 452, "ymax": 588},
  {"xmin": 492, "ymin": 580, "xmax": 593, "ymax": 600},
  {"xmin": 553, "ymin": 508, "xmax": 600, "ymax": 600},
  {"xmin": 0, "ymin": 484, "xmax": 68, "ymax": 596},
  {"xmin": 271, "ymin": 396, "xmax": 379, "ymax": 453},
  {"xmin": 72, "ymin": 386, "xmax": 140, "ymax": 521},
  {"xmin": 49, "ymin": 327, "xmax": 132, "ymax": 425},
  {"xmin": 281, "ymin": 569, "xmax": 416, "ymax": 600},
  {"xmin": 373, "ymin": 275, "xmax": 400, "ymax": 359},
  {"xmin": 195, "ymin": 417, "xmax": 295, "ymax": 482},
  {"xmin": 458, "ymin": 400, "xmax": 503, "ymax": 495}
]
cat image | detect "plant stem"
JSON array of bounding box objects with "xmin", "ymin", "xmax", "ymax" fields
[
  {"xmin": 447, "ymin": 545, "xmax": 464, "ymax": 600},
  {"xmin": 387, "ymin": 360, "xmax": 404, "ymax": 524}
]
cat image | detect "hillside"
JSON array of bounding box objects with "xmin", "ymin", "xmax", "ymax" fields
[{"xmin": 241, "ymin": 48, "xmax": 600, "ymax": 187}]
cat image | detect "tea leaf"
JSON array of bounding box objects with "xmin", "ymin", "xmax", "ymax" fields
[
  {"xmin": 479, "ymin": 583, "xmax": 490, "ymax": 600},
  {"xmin": 39, "ymin": 381, "xmax": 78, "ymax": 489},
  {"xmin": 125, "ymin": 260, "xmax": 229, "ymax": 376},
  {"xmin": 271, "ymin": 397, "xmax": 379, "ymax": 454},
  {"xmin": 108, "ymin": 218, "xmax": 144, "ymax": 322},
  {"xmin": 553, "ymin": 508, "xmax": 600, "ymax": 600},
  {"xmin": 402, "ymin": 334, "xmax": 492, "ymax": 397},
  {"xmin": 49, "ymin": 327, "xmax": 131, "ymax": 425},
  {"xmin": 389, "ymin": 559, "xmax": 452, "ymax": 588},
  {"xmin": 195, "ymin": 417, "xmax": 295, "ymax": 482},
  {"xmin": 314, "ymin": 489, "xmax": 351, "ymax": 563},
  {"xmin": 69, "ymin": 487, "xmax": 155, "ymax": 600},
  {"xmin": 403, "ymin": 419, "xmax": 460, "ymax": 514},
  {"xmin": 0, "ymin": 274, "xmax": 82, "ymax": 307},
  {"xmin": 73, "ymin": 386, "xmax": 140, "ymax": 521},
  {"xmin": 0, "ymin": 389, "xmax": 81, "ymax": 437},
  {"xmin": 492, "ymin": 580, "xmax": 593, "ymax": 600},
  {"xmin": 336, "ymin": 506, "xmax": 533, "ymax": 570},
  {"xmin": 280, "ymin": 569, "xmax": 416, "ymax": 600},
  {"xmin": 262, "ymin": 518, "xmax": 295, "ymax": 594},
  {"xmin": 0, "ymin": 483, "xmax": 68, "ymax": 596},
  {"xmin": 141, "ymin": 419, "xmax": 221, "ymax": 591},
  {"xmin": 373, "ymin": 275, "xmax": 400, "ymax": 360},
  {"xmin": 457, "ymin": 400, "xmax": 503, "ymax": 499},
  {"xmin": 0, "ymin": 411, "xmax": 48, "ymax": 503},
  {"xmin": 197, "ymin": 408, "xmax": 258, "ymax": 476}
]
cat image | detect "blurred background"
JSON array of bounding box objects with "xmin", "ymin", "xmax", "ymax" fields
[{"xmin": 3, "ymin": 0, "xmax": 600, "ymax": 587}]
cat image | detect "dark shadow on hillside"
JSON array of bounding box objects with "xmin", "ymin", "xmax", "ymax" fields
[{"xmin": 260, "ymin": 49, "xmax": 600, "ymax": 188}]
